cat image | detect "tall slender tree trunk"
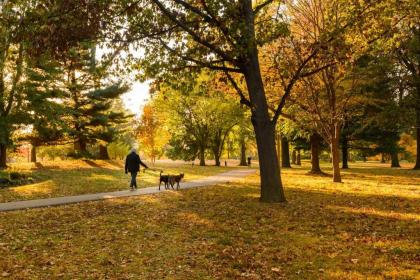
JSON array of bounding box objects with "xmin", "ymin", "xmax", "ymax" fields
[
  {"xmin": 239, "ymin": 138, "xmax": 247, "ymax": 166},
  {"xmin": 0, "ymin": 144, "xmax": 7, "ymax": 169},
  {"xmin": 31, "ymin": 145, "xmax": 37, "ymax": 163},
  {"xmin": 276, "ymin": 132, "xmax": 281, "ymax": 168},
  {"xmin": 281, "ymin": 137, "xmax": 291, "ymax": 168},
  {"xmin": 296, "ymin": 150, "xmax": 301, "ymax": 165},
  {"xmin": 199, "ymin": 145, "xmax": 206, "ymax": 166},
  {"xmin": 330, "ymin": 125, "xmax": 342, "ymax": 183},
  {"xmin": 414, "ymin": 94, "xmax": 420, "ymax": 169},
  {"xmin": 292, "ymin": 150, "xmax": 297, "ymax": 165},
  {"xmin": 342, "ymin": 135, "xmax": 349, "ymax": 169},
  {"xmin": 391, "ymin": 150, "xmax": 400, "ymax": 168},
  {"xmin": 74, "ymin": 139, "xmax": 87, "ymax": 153},
  {"xmin": 213, "ymin": 148, "xmax": 221, "ymax": 166},
  {"xmin": 98, "ymin": 144, "xmax": 109, "ymax": 160},
  {"xmin": 310, "ymin": 133, "xmax": 322, "ymax": 173}
]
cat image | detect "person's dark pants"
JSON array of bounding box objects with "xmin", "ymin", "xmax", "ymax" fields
[{"xmin": 130, "ymin": 172, "xmax": 138, "ymax": 189}]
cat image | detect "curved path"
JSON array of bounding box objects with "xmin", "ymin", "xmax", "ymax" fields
[{"xmin": 0, "ymin": 169, "xmax": 256, "ymax": 212}]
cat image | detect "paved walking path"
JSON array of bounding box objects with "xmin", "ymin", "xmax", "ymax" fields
[{"xmin": 0, "ymin": 169, "xmax": 256, "ymax": 212}]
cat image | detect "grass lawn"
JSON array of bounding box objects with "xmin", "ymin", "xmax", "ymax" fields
[
  {"xmin": 0, "ymin": 160, "xmax": 242, "ymax": 203},
  {"xmin": 0, "ymin": 161, "xmax": 419, "ymax": 279}
]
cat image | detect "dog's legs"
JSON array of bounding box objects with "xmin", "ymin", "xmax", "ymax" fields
[{"xmin": 159, "ymin": 181, "xmax": 161, "ymax": 191}]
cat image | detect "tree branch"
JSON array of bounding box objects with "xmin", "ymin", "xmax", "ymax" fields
[
  {"xmin": 254, "ymin": 0, "xmax": 274, "ymax": 15},
  {"xmin": 150, "ymin": 0, "xmax": 235, "ymax": 63},
  {"xmin": 224, "ymin": 71, "xmax": 252, "ymax": 108}
]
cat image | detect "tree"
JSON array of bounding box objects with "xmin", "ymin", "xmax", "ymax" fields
[
  {"xmin": 394, "ymin": 26, "xmax": 420, "ymax": 169},
  {"xmin": 154, "ymin": 72, "xmax": 243, "ymax": 166},
  {"xmin": 22, "ymin": 55, "xmax": 67, "ymax": 162},
  {"xmin": 0, "ymin": 2, "xmax": 27, "ymax": 168},
  {"xmin": 136, "ymin": 104, "xmax": 166, "ymax": 163},
  {"xmin": 61, "ymin": 43, "xmax": 129, "ymax": 157}
]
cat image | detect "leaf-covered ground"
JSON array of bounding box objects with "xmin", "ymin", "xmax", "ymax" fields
[
  {"xmin": 0, "ymin": 162, "xmax": 419, "ymax": 279},
  {"xmin": 0, "ymin": 160, "xmax": 241, "ymax": 203}
]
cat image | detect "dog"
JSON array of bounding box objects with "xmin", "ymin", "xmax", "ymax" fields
[
  {"xmin": 159, "ymin": 171, "xmax": 170, "ymax": 190},
  {"xmin": 168, "ymin": 173, "xmax": 184, "ymax": 190}
]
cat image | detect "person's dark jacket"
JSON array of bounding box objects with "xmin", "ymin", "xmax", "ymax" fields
[{"xmin": 125, "ymin": 152, "xmax": 148, "ymax": 173}]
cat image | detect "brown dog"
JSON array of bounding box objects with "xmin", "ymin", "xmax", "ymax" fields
[
  {"xmin": 168, "ymin": 173, "xmax": 184, "ymax": 190},
  {"xmin": 159, "ymin": 171, "xmax": 170, "ymax": 190}
]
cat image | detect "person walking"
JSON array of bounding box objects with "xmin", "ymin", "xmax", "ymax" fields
[{"xmin": 125, "ymin": 148, "xmax": 149, "ymax": 191}]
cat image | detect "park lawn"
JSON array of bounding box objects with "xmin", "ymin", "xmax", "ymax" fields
[
  {"xmin": 0, "ymin": 160, "xmax": 242, "ymax": 203},
  {"xmin": 0, "ymin": 162, "xmax": 419, "ymax": 279}
]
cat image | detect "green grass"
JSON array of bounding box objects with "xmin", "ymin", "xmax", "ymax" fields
[
  {"xmin": 0, "ymin": 161, "xmax": 419, "ymax": 279},
  {"xmin": 0, "ymin": 160, "xmax": 242, "ymax": 203}
]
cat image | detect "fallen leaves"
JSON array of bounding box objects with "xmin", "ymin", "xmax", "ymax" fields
[{"xmin": 0, "ymin": 162, "xmax": 419, "ymax": 279}]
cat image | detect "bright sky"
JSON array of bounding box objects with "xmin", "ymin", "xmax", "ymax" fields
[
  {"xmin": 97, "ymin": 45, "xmax": 150, "ymax": 117},
  {"xmin": 121, "ymin": 81, "xmax": 151, "ymax": 117}
]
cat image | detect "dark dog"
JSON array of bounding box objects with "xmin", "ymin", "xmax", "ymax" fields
[
  {"xmin": 168, "ymin": 173, "xmax": 184, "ymax": 190},
  {"xmin": 159, "ymin": 171, "xmax": 170, "ymax": 190}
]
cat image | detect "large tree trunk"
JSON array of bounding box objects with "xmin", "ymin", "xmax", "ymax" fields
[
  {"xmin": 240, "ymin": 0, "xmax": 285, "ymax": 203},
  {"xmin": 31, "ymin": 145, "xmax": 37, "ymax": 163},
  {"xmin": 0, "ymin": 144, "xmax": 7, "ymax": 169},
  {"xmin": 98, "ymin": 144, "xmax": 110, "ymax": 160},
  {"xmin": 342, "ymin": 135, "xmax": 349, "ymax": 169},
  {"xmin": 239, "ymin": 138, "xmax": 247, "ymax": 166},
  {"xmin": 310, "ymin": 133, "xmax": 322, "ymax": 173},
  {"xmin": 281, "ymin": 137, "xmax": 291, "ymax": 168},
  {"xmin": 199, "ymin": 145, "xmax": 206, "ymax": 166},
  {"xmin": 296, "ymin": 150, "xmax": 301, "ymax": 165},
  {"xmin": 391, "ymin": 150, "xmax": 400, "ymax": 168},
  {"xmin": 292, "ymin": 150, "xmax": 297, "ymax": 165},
  {"xmin": 330, "ymin": 125, "xmax": 342, "ymax": 183},
  {"xmin": 252, "ymin": 119, "xmax": 285, "ymax": 202}
]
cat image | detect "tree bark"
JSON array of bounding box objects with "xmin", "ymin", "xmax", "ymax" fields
[
  {"xmin": 281, "ymin": 137, "xmax": 291, "ymax": 168},
  {"xmin": 213, "ymin": 148, "xmax": 221, "ymax": 166},
  {"xmin": 391, "ymin": 150, "xmax": 400, "ymax": 168},
  {"xmin": 342, "ymin": 135, "xmax": 349, "ymax": 169},
  {"xmin": 310, "ymin": 133, "xmax": 322, "ymax": 173},
  {"xmin": 331, "ymin": 125, "xmax": 342, "ymax": 183},
  {"xmin": 239, "ymin": 138, "xmax": 247, "ymax": 166},
  {"xmin": 237, "ymin": 0, "xmax": 285, "ymax": 202},
  {"xmin": 199, "ymin": 145, "xmax": 206, "ymax": 166},
  {"xmin": 251, "ymin": 118, "xmax": 285, "ymax": 202},
  {"xmin": 296, "ymin": 150, "xmax": 301, "ymax": 165},
  {"xmin": 243, "ymin": 63, "xmax": 285, "ymax": 202},
  {"xmin": 292, "ymin": 150, "xmax": 297, "ymax": 165},
  {"xmin": 31, "ymin": 145, "xmax": 37, "ymax": 163},
  {"xmin": 98, "ymin": 144, "xmax": 110, "ymax": 160},
  {"xmin": 0, "ymin": 144, "xmax": 7, "ymax": 169}
]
